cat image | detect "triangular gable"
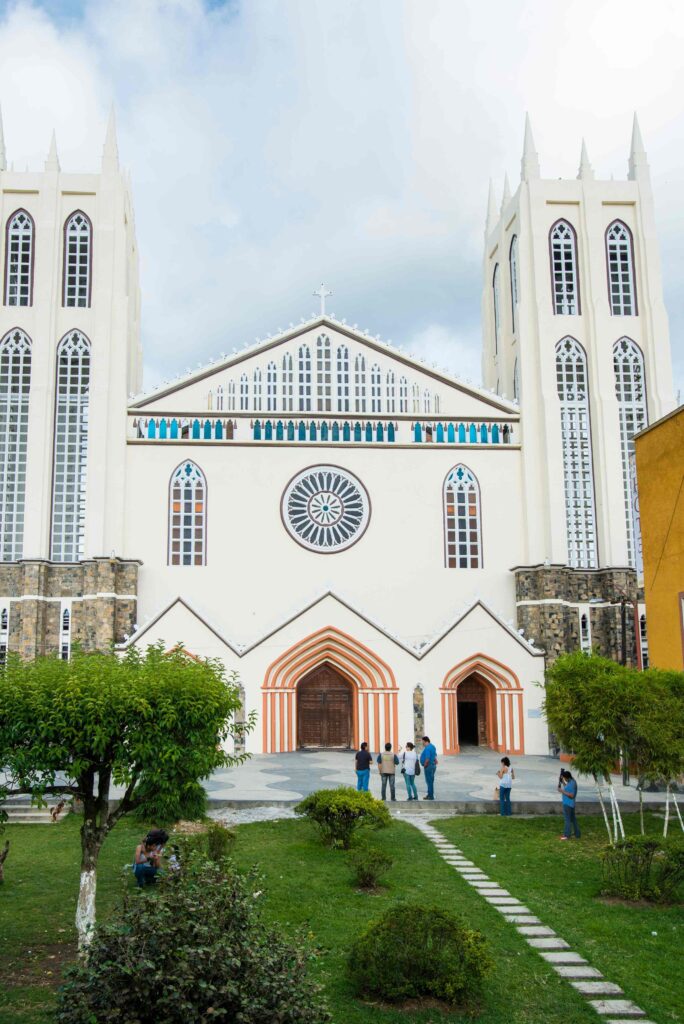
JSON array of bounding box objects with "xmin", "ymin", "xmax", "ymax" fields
[
  {"xmin": 130, "ymin": 315, "xmax": 518, "ymax": 418},
  {"xmin": 122, "ymin": 596, "xmax": 239, "ymax": 658}
]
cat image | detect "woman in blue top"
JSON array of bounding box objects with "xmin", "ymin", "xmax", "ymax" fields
[{"xmin": 559, "ymin": 770, "xmax": 581, "ymax": 840}]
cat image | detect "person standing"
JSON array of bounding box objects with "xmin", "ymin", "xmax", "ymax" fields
[
  {"xmin": 420, "ymin": 736, "xmax": 438, "ymax": 800},
  {"xmin": 559, "ymin": 769, "xmax": 581, "ymax": 840},
  {"xmin": 497, "ymin": 757, "xmax": 514, "ymax": 816},
  {"xmin": 354, "ymin": 741, "xmax": 373, "ymax": 792},
  {"xmin": 377, "ymin": 742, "xmax": 399, "ymax": 801},
  {"xmin": 401, "ymin": 742, "xmax": 420, "ymax": 800}
]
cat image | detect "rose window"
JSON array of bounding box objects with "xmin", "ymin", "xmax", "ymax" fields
[{"xmin": 282, "ymin": 466, "xmax": 370, "ymax": 552}]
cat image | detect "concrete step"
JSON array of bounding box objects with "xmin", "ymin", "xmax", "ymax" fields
[{"xmin": 1, "ymin": 805, "xmax": 69, "ymax": 824}]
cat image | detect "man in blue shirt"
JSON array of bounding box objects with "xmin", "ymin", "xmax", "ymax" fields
[
  {"xmin": 419, "ymin": 735, "xmax": 438, "ymax": 800},
  {"xmin": 559, "ymin": 770, "xmax": 580, "ymax": 839}
]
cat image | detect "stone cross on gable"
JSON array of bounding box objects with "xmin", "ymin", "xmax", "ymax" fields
[{"xmin": 313, "ymin": 283, "xmax": 332, "ymax": 315}]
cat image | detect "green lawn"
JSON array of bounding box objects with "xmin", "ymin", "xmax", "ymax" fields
[{"xmin": 0, "ymin": 811, "xmax": 680, "ymax": 1024}]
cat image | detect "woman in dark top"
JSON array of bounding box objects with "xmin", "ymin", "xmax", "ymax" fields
[{"xmin": 354, "ymin": 741, "xmax": 373, "ymax": 792}]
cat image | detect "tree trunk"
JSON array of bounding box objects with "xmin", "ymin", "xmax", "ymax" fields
[
  {"xmin": 76, "ymin": 835, "xmax": 101, "ymax": 950},
  {"xmin": 0, "ymin": 840, "xmax": 9, "ymax": 883}
]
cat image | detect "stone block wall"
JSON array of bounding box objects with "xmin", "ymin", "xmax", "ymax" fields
[{"xmin": 0, "ymin": 558, "xmax": 140, "ymax": 659}]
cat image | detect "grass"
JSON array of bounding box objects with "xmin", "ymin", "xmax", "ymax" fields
[{"xmin": 0, "ymin": 810, "xmax": 680, "ymax": 1023}]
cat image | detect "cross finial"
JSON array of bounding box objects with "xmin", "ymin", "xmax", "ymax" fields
[{"xmin": 313, "ymin": 283, "xmax": 332, "ymax": 315}]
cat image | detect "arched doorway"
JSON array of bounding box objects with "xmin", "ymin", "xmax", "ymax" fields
[
  {"xmin": 297, "ymin": 663, "xmax": 353, "ymax": 749},
  {"xmin": 457, "ymin": 676, "xmax": 490, "ymax": 747},
  {"xmin": 441, "ymin": 655, "xmax": 525, "ymax": 755}
]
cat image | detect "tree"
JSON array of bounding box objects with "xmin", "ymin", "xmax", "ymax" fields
[
  {"xmin": 630, "ymin": 669, "xmax": 684, "ymax": 836},
  {"xmin": 0, "ymin": 644, "xmax": 253, "ymax": 948}
]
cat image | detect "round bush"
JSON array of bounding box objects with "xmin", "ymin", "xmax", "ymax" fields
[
  {"xmin": 346, "ymin": 839, "xmax": 393, "ymax": 889},
  {"xmin": 55, "ymin": 859, "xmax": 330, "ymax": 1024},
  {"xmin": 295, "ymin": 787, "xmax": 391, "ymax": 848},
  {"xmin": 347, "ymin": 902, "xmax": 493, "ymax": 1007}
]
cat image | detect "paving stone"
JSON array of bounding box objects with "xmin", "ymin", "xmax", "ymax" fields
[
  {"xmin": 603, "ymin": 1020, "xmax": 655, "ymax": 1023},
  {"xmin": 588, "ymin": 1000, "xmax": 646, "ymax": 1017},
  {"xmin": 539, "ymin": 951, "xmax": 587, "ymax": 964},
  {"xmin": 553, "ymin": 965, "xmax": 603, "ymax": 979},
  {"xmin": 526, "ymin": 937, "xmax": 571, "ymax": 950},
  {"xmin": 503, "ymin": 914, "xmax": 542, "ymax": 924},
  {"xmin": 517, "ymin": 925, "xmax": 556, "ymax": 937},
  {"xmin": 573, "ymin": 982, "xmax": 623, "ymax": 996},
  {"xmin": 482, "ymin": 896, "xmax": 522, "ymax": 905}
]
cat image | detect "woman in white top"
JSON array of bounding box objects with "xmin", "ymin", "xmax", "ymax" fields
[
  {"xmin": 496, "ymin": 757, "xmax": 514, "ymax": 816},
  {"xmin": 401, "ymin": 742, "xmax": 419, "ymax": 800}
]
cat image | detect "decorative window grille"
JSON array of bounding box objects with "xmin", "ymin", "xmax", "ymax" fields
[
  {"xmin": 492, "ymin": 263, "xmax": 501, "ymax": 352},
  {"xmin": 399, "ymin": 377, "xmax": 408, "ymax": 414},
  {"xmin": 614, "ymin": 337, "xmax": 647, "ymax": 568},
  {"xmin": 423, "ymin": 389, "xmax": 431, "ymax": 414},
  {"xmin": 411, "ymin": 383, "xmax": 420, "ymax": 414},
  {"xmin": 168, "ymin": 461, "xmax": 207, "ymax": 566},
  {"xmin": 282, "ymin": 353, "xmax": 294, "ymax": 411},
  {"xmin": 555, "ymin": 337, "xmax": 597, "ymax": 568},
  {"xmin": 579, "ymin": 609, "xmax": 591, "ymax": 652},
  {"xmin": 298, "ymin": 345, "xmax": 312, "ymax": 412},
  {"xmin": 513, "ymin": 358, "xmax": 520, "ymax": 402},
  {"xmin": 336, "ymin": 346, "xmax": 350, "ymax": 411},
  {"xmin": 606, "ymin": 221, "xmax": 636, "ymax": 316},
  {"xmin": 354, "ymin": 354, "xmax": 366, "ymax": 413},
  {"xmin": 316, "ymin": 334, "xmax": 332, "ymax": 412},
  {"xmin": 240, "ymin": 373, "xmax": 249, "ymax": 411},
  {"xmin": 253, "ymin": 368, "xmax": 262, "ymax": 409},
  {"xmin": 639, "ymin": 613, "xmax": 649, "ymax": 669},
  {"xmin": 550, "ymin": 221, "xmax": 579, "ymax": 315},
  {"xmin": 370, "ymin": 364, "xmax": 381, "ymax": 413},
  {"xmin": 509, "ymin": 235, "xmax": 519, "ymax": 333},
  {"xmin": 4, "ymin": 210, "xmax": 34, "ymax": 307},
  {"xmin": 386, "ymin": 370, "xmax": 395, "ymax": 414},
  {"xmin": 227, "ymin": 380, "xmax": 236, "ymax": 411},
  {"xmin": 0, "ymin": 329, "xmax": 31, "ymax": 561},
  {"xmin": 63, "ymin": 211, "xmax": 92, "ymax": 308},
  {"xmin": 266, "ymin": 362, "xmax": 277, "ymax": 411},
  {"xmin": 60, "ymin": 603, "xmax": 71, "ymax": 661},
  {"xmin": 444, "ymin": 465, "xmax": 482, "ymax": 569},
  {"xmin": 51, "ymin": 331, "xmax": 91, "ymax": 562},
  {"xmin": 0, "ymin": 603, "xmax": 7, "ymax": 667}
]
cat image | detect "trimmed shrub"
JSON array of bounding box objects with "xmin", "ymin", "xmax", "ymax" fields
[
  {"xmin": 347, "ymin": 839, "xmax": 393, "ymax": 889},
  {"xmin": 56, "ymin": 859, "xmax": 330, "ymax": 1024},
  {"xmin": 602, "ymin": 837, "xmax": 684, "ymax": 902},
  {"xmin": 347, "ymin": 902, "xmax": 493, "ymax": 1007},
  {"xmin": 295, "ymin": 788, "xmax": 391, "ymax": 849}
]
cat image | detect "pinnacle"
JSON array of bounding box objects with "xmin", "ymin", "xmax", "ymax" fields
[
  {"xmin": 45, "ymin": 129, "xmax": 60, "ymax": 172},
  {"xmin": 102, "ymin": 104, "xmax": 119, "ymax": 170},
  {"xmin": 577, "ymin": 138, "xmax": 594, "ymax": 181},
  {"xmin": 628, "ymin": 112, "xmax": 649, "ymax": 181},
  {"xmin": 521, "ymin": 112, "xmax": 540, "ymax": 181},
  {"xmin": 486, "ymin": 179, "xmax": 498, "ymax": 233},
  {"xmin": 501, "ymin": 173, "xmax": 511, "ymax": 210}
]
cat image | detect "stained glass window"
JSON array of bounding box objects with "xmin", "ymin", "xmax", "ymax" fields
[
  {"xmin": 444, "ymin": 464, "xmax": 482, "ymax": 568},
  {"xmin": 168, "ymin": 461, "xmax": 206, "ymax": 566}
]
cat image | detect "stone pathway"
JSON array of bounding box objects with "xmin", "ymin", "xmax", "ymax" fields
[{"xmin": 412, "ymin": 819, "xmax": 657, "ymax": 1024}]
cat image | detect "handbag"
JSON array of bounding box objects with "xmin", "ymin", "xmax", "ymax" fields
[{"xmin": 414, "ymin": 760, "xmax": 421, "ymax": 777}]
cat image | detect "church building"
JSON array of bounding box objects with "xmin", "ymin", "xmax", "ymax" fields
[{"xmin": 0, "ymin": 112, "xmax": 675, "ymax": 755}]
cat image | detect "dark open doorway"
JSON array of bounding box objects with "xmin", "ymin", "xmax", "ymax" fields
[{"xmin": 458, "ymin": 701, "xmax": 479, "ymax": 746}]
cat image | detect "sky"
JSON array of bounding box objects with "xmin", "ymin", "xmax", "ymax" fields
[{"xmin": 0, "ymin": 0, "xmax": 682, "ymax": 397}]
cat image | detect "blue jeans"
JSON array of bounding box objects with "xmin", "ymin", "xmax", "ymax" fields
[
  {"xmin": 563, "ymin": 804, "xmax": 580, "ymax": 838},
  {"xmin": 424, "ymin": 765, "xmax": 436, "ymax": 799},
  {"xmin": 381, "ymin": 773, "xmax": 396, "ymax": 800},
  {"xmin": 404, "ymin": 773, "xmax": 418, "ymax": 799},
  {"xmin": 356, "ymin": 768, "xmax": 370, "ymax": 792},
  {"xmin": 499, "ymin": 786, "xmax": 512, "ymax": 816},
  {"xmin": 134, "ymin": 863, "xmax": 158, "ymax": 888}
]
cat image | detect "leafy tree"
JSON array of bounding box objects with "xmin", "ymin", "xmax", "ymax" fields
[
  {"xmin": 0, "ymin": 644, "xmax": 252, "ymax": 947},
  {"xmin": 630, "ymin": 669, "xmax": 684, "ymax": 836}
]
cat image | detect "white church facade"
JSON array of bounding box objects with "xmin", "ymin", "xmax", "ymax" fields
[{"xmin": 0, "ymin": 113, "xmax": 675, "ymax": 755}]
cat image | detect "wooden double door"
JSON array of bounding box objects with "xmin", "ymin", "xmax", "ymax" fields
[{"xmin": 297, "ymin": 664, "xmax": 353, "ymax": 749}]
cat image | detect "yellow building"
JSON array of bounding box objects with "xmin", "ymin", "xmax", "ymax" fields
[{"xmin": 635, "ymin": 406, "xmax": 684, "ymax": 670}]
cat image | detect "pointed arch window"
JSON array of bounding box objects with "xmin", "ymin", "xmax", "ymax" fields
[
  {"xmin": 411, "ymin": 383, "xmax": 420, "ymax": 414},
  {"xmin": 336, "ymin": 346, "xmax": 350, "ymax": 411},
  {"xmin": 240, "ymin": 373, "xmax": 249, "ymax": 411},
  {"xmin": 282, "ymin": 353, "xmax": 294, "ymax": 411},
  {"xmin": 51, "ymin": 331, "xmax": 91, "ymax": 562},
  {"xmin": 63, "ymin": 211, "xmax": 92, "ymax": 308},
  {"xmin": 354, "ymin": 354, "xmax": 366, "ymax": 413},
  {"xmin": 0, "ymin": 329, "xmax": 31, "ymax": 560},
  {"xmin": 253, "ymin": 367, "xmax": 262, "ymax": 409},
  {"xmin": 4, "ymin": 210, "xmax": 34, "ymax": 307},
  {"xmin": 579, "ymin": 611, "xmax": 591, "ymax": 653},
  {"xmin": 614, "ymin": 338, "xmax": 647, "ymax": 568},
  {"xmin": 492, "ymin": 263, "xmax": 501, "ymax": 352},
  {"xmin": 316, "ymin": 334, "xmax": 332, "ymax": 412},
  {"xmin": 168, "ymin": 461, "xmax": 206, "ymax": 566},
  {"xmin": 550, "ymin": 220, "xmax": 579, "ymax": 315},
  {"xmin": 555, "ymin": 337, "xmax": 597, "ymax": 568},
  {"xmin": 227, "ymin": 380, "xmax": 236, "ymax": 411},
  {"xmin": 423, "ymin": 389, "xmax": 431, "ymax": 414},
  {"xmin": 386, "ymin": 370, "xmax": 395, "ymax": 414},
  {"xmin": 606, "ymin": 221, "xmax": 636, "ymax": 316},
  {"xmin": 370, "ymin": 364, "xmax": 381, "ymax": 413},
  {"xmin": 298, "ymin": 345, "xmax": 312, "ymax": 412},
  {"xmin": 444, "ymin": 464, "xmax": 482, "ymax": 568},
  {"xmin": 215, "ymin": 384, "xmax": 224, "ymax": 411},
  {"xmin": 266, "ymin": 362, "xmax": 277, "ymax": 411},
  {"xmin": 399, "ymin": 376, "xmax": 408, "ymax": 414},
  {"xmin": 509, "ymin": 235, "xmax": 519, "ymax": 333}
]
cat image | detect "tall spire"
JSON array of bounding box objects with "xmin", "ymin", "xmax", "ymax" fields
[
  {"xmin": 577, "ymin": 138, "xmax": 594, "ymax": 181},
  {"xmin": 0, "ymin": 105, "xmax": 5, "ymax": 172},
  {"xmin": 521, "ymin": 112, "xmax": 540, "ymax": 181},
  {"xmin": 628, "ymin": 112, "xmax": 649, "ymax": 181},
  {"xmin": 486, "ymin": 178, "xmax": 498, "ymax": 234},
  {"xmin": 45, "ymin": 129, "xmax": 60, "ymax": 172},
  {"xmin": 102, "ymin": 104, "xmax": 119, "ymax": 172},
  {"xmin": 501, "ymin": 173, "xmax": 511, "ymax": 211}
]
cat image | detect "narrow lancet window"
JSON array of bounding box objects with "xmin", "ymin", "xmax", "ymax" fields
[
  {"xmin": 606, "ymin": 221, "xmax": 636, "ymax": 316},
  {"xmin": 51, "ymin": 331, "xmax": 91, "ymax": 562},
  {"xmin": 550, "ymin": 221, "xmax": 579, "ymax": 315},
  {"xmin": 614, "ymin": 338, "xmax": 647, "ymax": 568},
  {"xmin": 0, "ymin": 329, "xmax": 31, "ymax": 560},
  {"xmin": 63, "ymin": 211, "xmax": 92, "ymax": 307},
  {"xmin": 4, "ymin": 210, "xmax": 34, "ymax": 307},
  {"xmin": 444, "ymin": 465, "xmax": 482, "ymax": 569},
  {"xmin": 168, "ymin": 461, "xmax": 207, "ymax": 566}
]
